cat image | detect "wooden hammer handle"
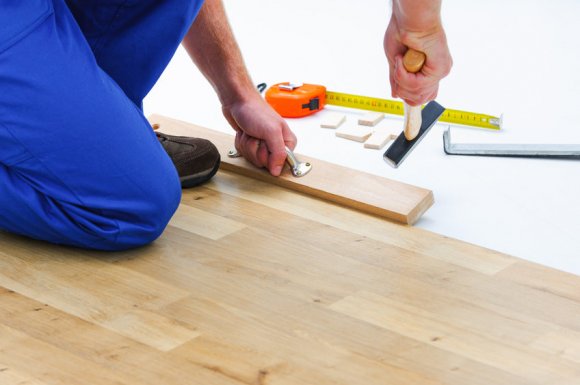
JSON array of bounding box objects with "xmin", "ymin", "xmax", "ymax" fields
[
  {"xmin": 403, "ymin": 49, "xmax": 426, "ymax": 74},
  {"xmin": 402, "ymin": 49, "xmax": 426, "ymax": 140}
]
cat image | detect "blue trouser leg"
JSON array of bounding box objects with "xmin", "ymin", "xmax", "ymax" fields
[
  {"xmin": 65, "ymin": 0, "xmax": 205, "ymax": 107},
  {"xmin": 0, "ymin": 0, "xmax": 202, "ymax": 250}
]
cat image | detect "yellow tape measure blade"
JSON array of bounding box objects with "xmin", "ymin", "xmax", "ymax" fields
[
  {"xmin": 325, "ymin": 91, "xmax": 501, "ymax": 130},
  {"xmin": 440, "ymin": 109, "xmax": 502, "ymax": 130},
  {"xmin": 326, "ymin": 91, "xmax": 404, "ymax": 116}
]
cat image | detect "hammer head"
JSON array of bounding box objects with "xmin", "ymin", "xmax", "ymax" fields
[{"xmin": 383, "ymin": 101, "xmax": 446, "ymax": 168}]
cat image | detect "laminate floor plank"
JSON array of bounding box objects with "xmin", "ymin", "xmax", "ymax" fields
[
  {"xmin": 169, "ymin": 204, "xmax": 247, "ymax": 240},
  {"xmin": 0, "ymin": 240, "xmax": 194, "ymax": 351},
  {"xmin": 0, "ymin": 166, "xmax": 579, "ymax": 384},
  {"xmin": 176, "ymin": 183, "xmax": 580, "ymax": 331},
  {"xmin": 0, "ymin": 288, "xmax": 248, "ymax": 385},
  {"xmin": 206, "ymin": 172, "xmax": 516, "ymax": 275},
  {"xmin": 330, "ymin": 291, "xmax": 579, "ymax": 383}
]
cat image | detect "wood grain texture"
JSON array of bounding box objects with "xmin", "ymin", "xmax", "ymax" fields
[
  {"xmin": 335, "ymin": 125, "xmax": 373, "ymax": 142},
  {"xmin": 169, "ymin": 204, "xmax": 247, "ymax": 240},
  {"xmin": 0, "ymin": 241, "xmax": 194, "ymax": 352},
  {"xmin": 320, "ymin": 112, "xmax": 346, "ymax": 129},
  {"xmin": 403, "ymin": 48, "xmax": 425, "ymax": 140},
  {"xmin": 149, "ymin": 114, "xmax": 434, "ymax": 225},
  {"xmin": 1, "ymin": 167, "xmax": 580, "ymax": 385},
  {"xmin": 358, "ymin": 112, "xmax": 385, "ymax": 126},
  {"xmin": 364, "ymin": 127, "xmax": 399, "ymax": 149}
]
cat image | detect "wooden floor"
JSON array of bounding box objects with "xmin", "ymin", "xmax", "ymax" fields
[{"xmin": 1, "ymin": 170, "xmax": 580, "ymax": 385}]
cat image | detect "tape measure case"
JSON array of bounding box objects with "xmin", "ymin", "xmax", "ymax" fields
[{"xmin": 265, "ymin": 83, "xmax": 326, "ymax": 118}]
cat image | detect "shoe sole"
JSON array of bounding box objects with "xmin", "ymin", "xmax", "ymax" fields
[{"xmin": 179, "ymin": 155, "xmax": 221, "ymax": 189}]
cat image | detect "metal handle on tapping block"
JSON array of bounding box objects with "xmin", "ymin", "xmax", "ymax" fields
[
  {"xmin": 227, "ymin": 146, "xmax": 312, "ymax": 177},
  {"xmin": 442, "ymin": 128, "xmax": 580, "ymax": 159}
]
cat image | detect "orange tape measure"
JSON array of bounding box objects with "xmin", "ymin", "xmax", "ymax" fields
[
  {"xmin": 265, "ymin": 83, "xmax": 326, "ymax": 118},
  {"xmin": 264, "ymin": 82, "xmax": 502, "ymax": 130}
]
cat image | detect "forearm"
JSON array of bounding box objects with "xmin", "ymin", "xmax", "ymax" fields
[
  {"xmin": 182, "ymin": 0, "xmax": 297, "ymax": 176},
  {"xmin": 392, "ymin": 0, "xmax": 442, "ymax": 34},
  {"xmin": 182, "ymin": 0, "xmax": 256, "ymax": 106}
]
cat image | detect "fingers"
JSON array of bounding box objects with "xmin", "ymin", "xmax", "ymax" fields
[
  {"xmin": 235, "ymin": 132, "xmax": 266, "ymax": 169},
  {"xmin": 384, "ymin": 22, "xmax": 404, "ymax": 99},
  {"xmin": 282, "ymin": 122, "xmax": 298, "ymax": 151},
  {"xmin": 262, "ymin": 121, "xmax": 293, "ymax": 177},
  {"xmin": 389, "ymin": 64, "xmax": 398, "ymax": 99},
  {"xmin": 224, "ymin": 94, "xmax": 299, "ymax": 177},
  {"xmin": 257, "ymin": 142, "xmax": 269, "ymax": 166},
  {"xmin": 393, "ymin": 55, "xmax": 440, "ymax": 105},
  {"xmin": 234, "ymin": 127, "xmax": 294, "ymax": 177}
]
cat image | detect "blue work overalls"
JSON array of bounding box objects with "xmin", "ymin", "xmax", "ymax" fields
[{"xmin": 0, "ymin": 0, "xmax": 204, "ymax": 250}]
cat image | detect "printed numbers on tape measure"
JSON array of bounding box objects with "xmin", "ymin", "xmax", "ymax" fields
[
  {"xmin": 326, "ymin": 91, "xmax": 499, "ymax": 129},
  {"xmin": 328, "ymin": 92, "xmax": 403, "ymax": 113},
  {"xmin": 441, "ymin": 109, "xmax": 500, "ymax": 129}
]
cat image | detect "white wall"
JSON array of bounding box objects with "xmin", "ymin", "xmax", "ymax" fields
[{"xmin": 145, "ymin": 0, "xmax": 580, "ymax": 275}]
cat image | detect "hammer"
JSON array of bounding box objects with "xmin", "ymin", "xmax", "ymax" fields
[
  {"xmin": 402, "ymin": 48, "xmax": 427, "ymax": 140},
  {"xmin": 384, "ymin": 49, "xmax": 445, "ymax": 168}
]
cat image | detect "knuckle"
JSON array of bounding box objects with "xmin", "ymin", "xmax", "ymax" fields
[
  {"xmin": 398, "ymin": 30, "xmax": 413, "ymax": 47},
  {"xmin": 273, "ymin": 149, "xmax": 287, "ymax": 159}
]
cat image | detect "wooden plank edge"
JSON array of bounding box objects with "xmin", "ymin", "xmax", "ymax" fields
[
  {"xmin": 148, "ymin": 114, "xmax": 434, "ymax": 225},
  {"xmin": 219, "ymin": 161, "xmax": 433, "ymax": 224}
]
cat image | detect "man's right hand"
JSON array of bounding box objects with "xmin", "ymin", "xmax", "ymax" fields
[{"xmin": 384, "ymin": 0, "xmax": 453, "ymax": 106}]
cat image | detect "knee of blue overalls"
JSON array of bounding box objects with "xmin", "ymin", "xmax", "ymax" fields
[
  {"xmin": 0, "ymin": 153, "xmax": 182, "ymax": 252},
  {"xmin": 101, "ymin": 164, "xmax": 182, "ymax": 251}
]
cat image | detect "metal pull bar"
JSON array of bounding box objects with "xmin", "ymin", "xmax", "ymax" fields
[
  {"xmin": 284, "ymin": 147, "xmax": 312, "ymax": 177},
  {"xmin": 228, "ymin": 146, "xmax": 312, "ymax": 177}
]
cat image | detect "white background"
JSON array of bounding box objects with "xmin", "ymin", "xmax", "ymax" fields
[{"xmin": 144, "ymin": 0, "xmax": 580, "ymax": 275}]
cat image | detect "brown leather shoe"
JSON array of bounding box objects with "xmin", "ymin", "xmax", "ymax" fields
[{"xmin": 156, "ymin": 132, "xmax": 220, "ymax": 188}]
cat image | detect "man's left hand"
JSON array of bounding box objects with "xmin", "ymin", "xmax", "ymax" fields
[{"xmin": 222, "ymin": 95, "xmax": 297, "ymax": 176}]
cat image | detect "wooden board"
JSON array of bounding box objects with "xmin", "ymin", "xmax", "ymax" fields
[
  {"xmin": 1, "ymin": 169, "xmax": 580, "ymax": 385},
  {"xmin": 149, "ymin": 114, "xmax": 434, "ymax": 225}
]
